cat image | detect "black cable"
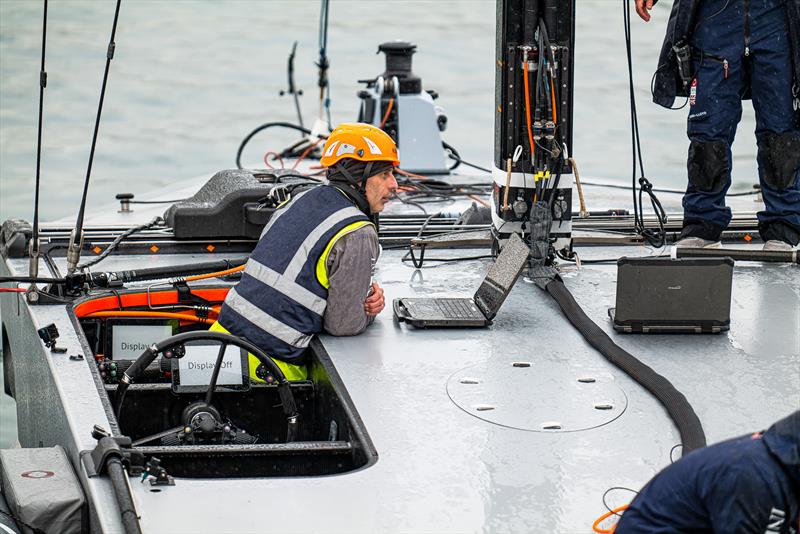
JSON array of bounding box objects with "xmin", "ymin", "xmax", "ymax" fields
[
  {"xmin": 624, "ymin": 0, "xmax": 667, "ymax": 248},
  {"xmin": 602, "ymin": 486, "xmax": 639, "ymax": 516},
  {"xmin": 235, "ymin": 122, "xmax": 311, "ymax": 170},
  {"xmin": 555, "ymin": 250, "xmax": 620, "ymax": 265},
  {"xmin": 402, "ymin": 252, "xmax": 494, "ymax": 267},
  {"xmin": 31, "ymin": 0, "xmax": 48, "ymax": 265},
  {"xmin": 670, "ymin": 443, "xmax": 683, "ymax": 463},
  {"xmin": 77, "ymin": 216, "xmax": 163, "ymax": 271},
  {"xmin": 70, "ymin": 0, "xmax": 122, "ymax": 265},
  {"xmin": 580, "ymin": 179, "xmax": 760, "ymax": 196},
  {"xmin": 443, "ymin": 141, "xmax": 492, "ymax": 173},
  {"xmin": 650, "ymin": 66, "xmax": 689, "ymax": 110},
  {"xmin": 391, "ymin": 192, "xmax": 428, "ymax": 214},
  {"xmin": 544, "ymin": 278, "xmax": 706, "ymax": 453}
]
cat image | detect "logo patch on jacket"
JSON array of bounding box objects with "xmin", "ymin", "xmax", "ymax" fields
[{"xmin": 689, "ymin": 78, "xmax": 698, "ymax": 106}]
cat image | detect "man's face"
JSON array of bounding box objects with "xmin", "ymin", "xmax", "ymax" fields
[{"xmin": 364, "ymin": 168, "xmax": 398, "ymax": 214}]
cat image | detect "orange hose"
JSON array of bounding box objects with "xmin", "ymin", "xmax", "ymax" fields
[
  {"xmin": 592, "ymin": 504, "xmax": 628, "ymax": 534},
  {"xmin": 263, "ymin": 151, "xmax": 284, "ymax": 169},
  {"xmin": 468, "ymin": 194, "xmax": 489, "ymax": 207},
  {"xmin": 292, "ymin": 138, "xmax": 324, "ymax": 170},
  {"xmin": 396, "ymin": 168, "xmax": 428, "ymax": 181},
  {"xmin": 84, "ymin": 311, "xmax": 215, "ymax": 325},
  {"xmin": 184, "ymin": 264, "xmax": 245, "ymax": 282},
  {"xmin": 523, "ymin": 59, "xmax": 535, "ymax": 164},
  {"xmin": 549, "ymin": 75, "xmax": 558, "ymax": 123},
  {"xmin": 0, "ymin": 288, "xmax": 26, "ymax": 293},
  {"xmin": 380, "ymin": 98, "xmax": 395, "ymax": 128}
]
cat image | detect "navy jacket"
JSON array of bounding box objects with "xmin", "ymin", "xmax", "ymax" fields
[
  {"xmin": 616, "ymin": 411, "xmax": 800, "ymax": 533},
  {"xmin": 652, "ymin": 0, "xmax": 800, "ymax": 108}
]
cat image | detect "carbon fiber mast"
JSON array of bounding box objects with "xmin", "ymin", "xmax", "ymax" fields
[
  {"xmin": 66, "ymin": 0, "xmax": 122, "ymax": 274},
  {"xmin": 27, "ymin": 0, "xmax": 48, "ymax": 303},
  {"xmin": 492, "ymin": 0, "xmax": 576, "ymax": 260}
]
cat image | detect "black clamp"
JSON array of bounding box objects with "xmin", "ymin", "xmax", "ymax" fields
[
  {"xmin": 173, "ymin": 280, "xmax": 211, "ymax": 319},
  {"xmin": 141, "ymin": 457, "xmax": 174, "ymax": 486},
  {"xmin": 672, "ymin": 41, "xmax": 693, "ymax": 89},
  {"xmin": 82, "ymin": 426, "xmax": 145, "ymax": 478},
  {"xmin": 37, "ymin": 323, "xmax": 67, "ymax": 353}
]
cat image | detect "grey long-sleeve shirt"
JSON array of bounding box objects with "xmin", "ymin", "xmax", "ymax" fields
[{"xmin": 323, "ymin": 224, "xmax": 379, "ymax": 336}]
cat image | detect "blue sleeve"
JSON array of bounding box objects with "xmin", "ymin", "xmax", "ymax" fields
[{"xmin": 702, "ymin": 461, "xmax": 780, "ymax": 533}]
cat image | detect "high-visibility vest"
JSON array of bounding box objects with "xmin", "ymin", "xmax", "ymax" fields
[{"xmin": 218, "ymin": 185, "xmax": 373, "ymax": 364}]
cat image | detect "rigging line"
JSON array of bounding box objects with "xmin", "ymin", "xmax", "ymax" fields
[
  {"xmin": 31, "ymin": 0, "xmax": 48, "ymax": 279},
  {"xmin": 623, "ymin": 0, "xmax": 666, "ymax": 247},
  {"xmin": 77, "ymin": 216, "xmax": 163, "ymax": 271},
  {"xmin": 286, "ymin": 41, "xmax": 304, "ymax": 128},
  {"xmin": 67, "ymin": 0, "xmax": 123, "ymax": 274},
  {"xmin": 317, "ymin": 0, "xmax": 331, "ymax": 122}
]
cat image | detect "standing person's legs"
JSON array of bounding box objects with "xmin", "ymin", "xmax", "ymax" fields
[
  {"xmin": 749, "ymin": 2, "xmax": 800, "ymax": 247},
  {"xmin": 680, "ymin": 0, "xmax": 745, "ymax": 243}
]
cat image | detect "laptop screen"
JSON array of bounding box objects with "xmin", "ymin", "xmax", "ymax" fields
[{"xmin": 473, "ymin": 233, "xmax": 530, "ymax": 318}]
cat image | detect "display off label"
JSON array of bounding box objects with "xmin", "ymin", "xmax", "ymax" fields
[{"xmin": 177, "ymin": 344, "xmax": 245, "ymax": 387}]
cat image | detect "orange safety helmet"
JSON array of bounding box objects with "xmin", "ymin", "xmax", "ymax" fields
[{"xmin": 320, "ymin": 123, "xmax": 399, "ymax": 168}]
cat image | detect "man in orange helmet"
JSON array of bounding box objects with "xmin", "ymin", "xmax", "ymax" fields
[{"xmin": 211, "ymin": 123, "xmax": 399, "ymax": 381}]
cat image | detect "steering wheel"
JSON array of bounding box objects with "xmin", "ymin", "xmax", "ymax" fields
[{"xmin": 114, "ymin": 331, "xmax": 300, "ymax": 444}]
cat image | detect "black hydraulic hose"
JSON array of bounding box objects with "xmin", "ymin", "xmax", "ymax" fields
[
  {"xmin": 235, "ymin": 122, "xmax": 312, "ymax": 170},
  {"xmin": 106, "ymin": 458, "xmax": 141, "ymax": 534},
  {"xmin": 68, "ymin": 0, "xmax": 122, "ymax": 274},
  {"xmin": 544, "ymin": 278, "xmax": 707, "ymax": 452},
  {"xmin": 84, "ymin": 257, "xmax": 247, "ymax": 287},
  {"xmin": 31, "ymin": 0, "xmax": 48, "ymax": 268}
]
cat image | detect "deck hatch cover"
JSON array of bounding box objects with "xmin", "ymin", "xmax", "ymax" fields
[{"xmin": 447, "ymin": 360, "xmax": 627, "ymax": 432}]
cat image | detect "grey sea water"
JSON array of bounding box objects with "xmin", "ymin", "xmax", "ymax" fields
[{"xmin": 0, "ymin": 0, "xmax": 761, "ymax": 447}]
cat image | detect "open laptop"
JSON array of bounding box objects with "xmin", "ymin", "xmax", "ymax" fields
[
  {"xmin": 393, "ymin": 233, "xmax": 530, "ymax": 328},
  {"xmin": 608, "ymin": 257, "xmax": 734, "ymax": 334}
]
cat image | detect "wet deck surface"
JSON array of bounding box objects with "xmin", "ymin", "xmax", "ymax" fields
[
  {"xmin": 4, "ymin": 239, "xmax": 798, "ymax": 532},
  {"xmin": 3, "ymin": 178, "xmax": 798, "ymax": 533}
]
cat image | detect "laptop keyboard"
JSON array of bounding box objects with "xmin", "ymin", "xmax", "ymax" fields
[{"xmin": 436, "ymin": 299, "xmax": 482, "ymax": 319}]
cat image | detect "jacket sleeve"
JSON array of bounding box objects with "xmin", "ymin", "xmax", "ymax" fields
[
  {"xmin": 323, "ymin": 225, "xmax": 379, "ymax": 336},
  {"xmin": 702, "ymin": 458, "xmax": 787, "ymax": 534}
]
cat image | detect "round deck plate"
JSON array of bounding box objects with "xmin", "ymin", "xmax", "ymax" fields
[{"xmin": 447, "ymin": 360, "xmax": 628, "ymax": 432}]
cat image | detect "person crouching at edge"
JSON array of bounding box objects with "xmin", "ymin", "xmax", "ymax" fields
[
  {"xmin": 210, "ymin": 123, "xmax": 399, "ymax": 381},
  {"xmin": 616, "ymin": 410, "xmax": 799, "ymax": 534}
]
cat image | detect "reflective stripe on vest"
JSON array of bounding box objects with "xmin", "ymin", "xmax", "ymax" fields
[
  {"xmin": 208, "ymin": 321, "xmax": 308, "ymax": 382},
  {"xmin": 219, "ymin": 185, "xmax": 371, "ymax": 363}
]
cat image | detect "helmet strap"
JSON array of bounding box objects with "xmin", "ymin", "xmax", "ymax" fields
[{"xmin": 330, "ymin": 162, "xmax": 372, "ymax": 215}]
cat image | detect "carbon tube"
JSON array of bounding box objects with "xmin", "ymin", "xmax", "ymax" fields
[
  {"xmin": 544, "ymin": 278, "xmax": 707, "ymax": 452},
  {"xmin": 106, "ymin": 458, "xmax": 142, "ymax": 534},
  {"xmin": 675, "ymin": 247, "xmax": 799, "ymax": 264}
]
